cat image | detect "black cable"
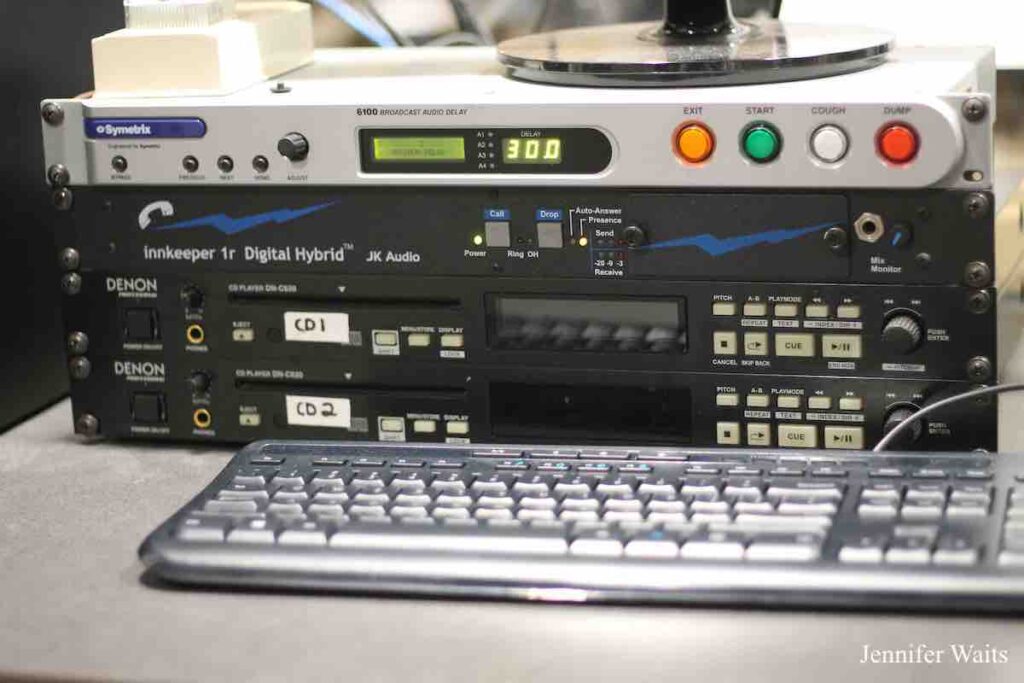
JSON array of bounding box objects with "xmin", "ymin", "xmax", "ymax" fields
[{"xmin": 872, "ymin": 383, "xmax": 1024, "ymax": 452}]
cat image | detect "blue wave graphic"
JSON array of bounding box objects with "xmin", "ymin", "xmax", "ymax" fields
[
  {"xmin": 155, "ymin": 201, "xmax": 338, "ymax": 235},
  {"xmin": 640, "ymin": 222, "xmax": 836, "ymax": 257}
]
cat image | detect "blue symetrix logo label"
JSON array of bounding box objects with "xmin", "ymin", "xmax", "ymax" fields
[{"xmin": 86, "ymin": 118, "xmax": 207, "ymax": 139}]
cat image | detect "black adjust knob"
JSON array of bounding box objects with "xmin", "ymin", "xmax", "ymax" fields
[
  {"xmin": 881, "ymin": 313, "xmax": 924, "ymax": 354},
  {"xmin": 277, "ymin": 132, "xmax": 309, "ymax": 162},
  {"xmin": 622, "ymin": 225, "xmax": 648, "ymax": 248},
  {"xmin": 883, "ymin": 405, "xmax": 925, "ymax": 448},
  {"xmin": 189, "ymin": 372, "xmax": 212, "ymax": 395}
]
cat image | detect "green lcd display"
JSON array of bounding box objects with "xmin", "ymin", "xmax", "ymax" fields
[
  {"xmin": 502, "ymin": 137, "xmax": 563, "ymax": 164},
  {"xmin": 372, "ymin": 136, "xmax": 466, "ymax": 162}
]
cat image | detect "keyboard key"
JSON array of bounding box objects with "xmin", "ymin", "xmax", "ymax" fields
[
  {"xmin": 869, "ymin": 468, "xmax": 904, "ymax": 478},
  {"xmin": 176, "ymin": 517, "xmax": 228, "ymax": 543},
  {"xmin": 900, "ymin": 502, "xmax": 943, "ymax": 522},
  {"xmin": 638, "ymin": 482, "xmax": 678, "ymax": 496},
  {"xmin": 858, "ymin": 502, "xmax": 897, "ymax": 521},
  {"xmin": 570, "ymin": 533, "xmax": 624, "ymax": 558},
  {"xmin": 885, "ymin": 536, "xmax": 932, "ymax": 564},
  {"xmin": 278, "ymin": 527, "xmax": 329, "ymax": 547},
  {"xmin": 227, "ymin": 522, "xmax": 276, "ymax": 545},
  {"xmin": 434, "ymin": 494, "xmax": 472, "ymax": 508},
  {"xmin": 204, "ymin": 500, "xmax": 260, "ymax": 515},
  {"xmin": 476, "ymin": 495, "xmax": 515, "ymax": 509},
  {"xmin": 390, "ymin": 506, "xmax": 429, "ymax": 519},
  {"xmin": 777, "ymin": 502, "xmax": 838, "ymax": 517},
  {"xmin": 329, "ymin": 524, "xmax": 567, "ymax": 555},
  {"xmin": 945, "ymin": 502, "xmax": 988, "ymax": 520},
  {"xmin": 475, "ymin": 508, "xmax": 514, "ymax": 521},
  {"xmin": 680, "ymin": 536, "xmax": 745, "ymax": 560},
  {"xmin": 433, "ymin": 507, "xmax": 471, "ymax": 520},
  {"xmin": 745, "ymin": 535, "xmax": 822, "ymax": 562},
  {"xmin": 625, "ymin": 539, "xmax": 680, "ymax": 559},
  {"xmin": 349, "ymin": 504, "xmax": 387, "ymax": 517}
]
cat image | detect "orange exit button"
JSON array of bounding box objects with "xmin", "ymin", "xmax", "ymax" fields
[{"xmin": 676, "ymin": 123, "xmax": 715, "ymax": 164}]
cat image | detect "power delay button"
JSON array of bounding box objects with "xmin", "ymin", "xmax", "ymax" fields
[{"xmin": 131, "ymin": 392, "xmax": 166, "ymax": 424}]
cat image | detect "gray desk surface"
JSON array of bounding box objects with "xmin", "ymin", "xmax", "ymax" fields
[{"xmin": 1, "ymin": 401, "xmax": 1023, "ymax": 683}]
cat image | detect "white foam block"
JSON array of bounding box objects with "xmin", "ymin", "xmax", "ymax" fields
[{"xmin": 92, "ymin": 1, "xmax": 313, "ymax": 97}]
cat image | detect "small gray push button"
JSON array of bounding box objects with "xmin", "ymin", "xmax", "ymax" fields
[
  {"xmin": 537, "ymin": 222, "xmax": 564, "ymax": 249},
  {"xmin": 485, "ymin": 222, "xmax": 511, "ymax": 248}
]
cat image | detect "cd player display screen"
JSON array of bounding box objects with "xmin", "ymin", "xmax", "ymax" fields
[
  {"xmin": 488, "ymin": 296, "xmax": 687, "ymax": 353},
  {"xmin": 371, "ymin": 136, "xmax": 466, "ymax": 162},
  {"xmin": 490, "ymin": 382, "xmax": 693, "ymax": 443},
  {"xmin": 502, "ymin": 136, "xmax": 562, "ymax": 164}
]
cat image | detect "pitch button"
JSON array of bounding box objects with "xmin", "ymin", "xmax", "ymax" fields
[{"xmin": 810, "ymin": 125, "xmax": 849, "ymax": 164}]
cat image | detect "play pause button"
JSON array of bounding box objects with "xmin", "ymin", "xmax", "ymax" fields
[
  {"xmin": 822, "ymin": 334, "xmax": 862, "ymax": 359},
  {"xmin": 824, "ymin": 426, "xmax": 865, "ymax": 449}
]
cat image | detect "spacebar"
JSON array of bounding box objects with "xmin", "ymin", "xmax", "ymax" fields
[{"xmin": 328, "ymin": 525, "xmax": 569, "ymax": 555}]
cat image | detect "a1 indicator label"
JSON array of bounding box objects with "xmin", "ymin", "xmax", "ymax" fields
[
  {"xmin": 283, "ymin": 312, "xmax": 350, "ymax": 344},
  {"xmin": 285, "ymin": 395, "xmax": 352, "ymax": 429}
]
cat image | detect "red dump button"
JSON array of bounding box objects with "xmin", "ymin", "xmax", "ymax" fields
[{"xmin": 877, "ymin": 123, "xmax": 919, "ymax": 165}]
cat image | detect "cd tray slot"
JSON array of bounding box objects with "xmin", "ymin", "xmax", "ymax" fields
[
  {"xmin": 228, "ymin": 293, "xmax": 461, "ymax": 310},
  {"xmin": 235, "ymin": 379, "xmax": 467, "ymax": 399}
]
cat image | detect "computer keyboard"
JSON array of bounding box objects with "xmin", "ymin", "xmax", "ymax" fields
[{"xmin": 140, "ymin": 442, "xmax": 1024, "ymax": 611}]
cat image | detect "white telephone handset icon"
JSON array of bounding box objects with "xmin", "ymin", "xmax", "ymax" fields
[{"xmin": 139, "ymin": 201, "xmax": 174, "ymax": 230}]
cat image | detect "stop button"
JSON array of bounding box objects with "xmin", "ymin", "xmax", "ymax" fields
[{"xmin": 877, "ymin": 123, "xmax": 919, "ymax": 164}]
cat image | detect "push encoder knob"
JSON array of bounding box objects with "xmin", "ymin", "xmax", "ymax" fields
[
  {"xmin": 883, "ymin": 405, "xmax": 925, "ymax": 448},
  {"xmin": 277, "ymin": 132, "xmax": 309, "ymax": 162},
  {"xmin": 881, "ymin": 313, "xmax": 923, "ymax": 354}
]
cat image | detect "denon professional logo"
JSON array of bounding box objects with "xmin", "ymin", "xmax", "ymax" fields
[
  {"xmin": 114, "ymin": 361, "xmax": 165, "ymax": 378},
  {"xmin": 106, "ymin": 277, "xmax": 158, "ymax": 294}
]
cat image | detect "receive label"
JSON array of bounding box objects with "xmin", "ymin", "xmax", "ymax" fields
[
  {"xmin": 283, "ymin": 312, "xmax": 350, "ymax": 344},
  {"xmin": 285, "ymin": 395, "xmax": 352, "ymax": 429}
]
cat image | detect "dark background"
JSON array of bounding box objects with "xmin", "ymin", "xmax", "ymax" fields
[{"xmin": 0, "ymin": 0, "xmax": 124, "ymax": 430}]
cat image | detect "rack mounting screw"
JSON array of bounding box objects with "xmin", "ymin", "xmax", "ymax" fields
[
  {"xmin": 67, "ymin": 332, "xmax": 89, "ymax": 355},
  {"xmin": 61, "ymin": 272, "xmax": 82, "ymax": 295},
  {"xmin": 966, "ymin": 356, "xmax": 993, "ymax": 382},
  {"xmin": 59, "ymin": 248, "xmax": 80, "ymax": 271},
  {"xmin": 966, "ymin": 290, "xmax": 992, "ymax": 315},
  {"xmin": 69, "ymin": 356, "xmax": 92, "ymax": 380},
  {"xmin": 53, "ymin": 188, "xmax": 74, "ymax": 211},
  {"xmin": 964, "ymin": 193, "xmax": 990, "ymax": 219},
  {"xmin": 964, "ymin": 261, "xmax": 992, "ymax": 288},
  {"xmin": 962, "ymin": 98, "xmax": 988, "ymax": 122},
  {"xmin": 41, "ymin": 102, "xmax": 64, "ymax": 126},
  {"xmin": 75, "ymin": 414, "xmax": 99, "ymax": 437}
]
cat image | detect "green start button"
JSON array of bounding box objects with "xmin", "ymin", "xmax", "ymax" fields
[{"xmin": 743, "ymin": 124, "xmax": 781, "ymax": 163}]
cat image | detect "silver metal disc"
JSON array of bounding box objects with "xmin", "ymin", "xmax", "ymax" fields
[{"xmin": 498, "ymin": 20, "xmax": 893, "ymax": 88}]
